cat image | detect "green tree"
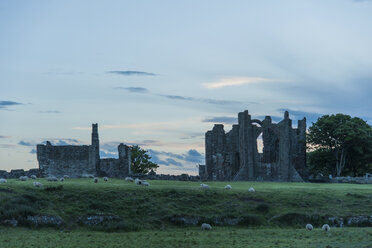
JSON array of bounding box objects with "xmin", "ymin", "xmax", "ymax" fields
[
  {"xmin": 130, "ymin": 145, "xmax": 159, "ymax": 174},
  {"xmin": 307, "ymin": 114, "xmax": 372, "ymax": 176}
]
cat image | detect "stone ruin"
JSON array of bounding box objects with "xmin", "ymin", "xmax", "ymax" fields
[
  {"xmin": 199, "ymin": 110, "xmax": 308, "ymax": 182},
  {"xmin": 37, "ymin": 124, "xmax": 131, "ymax": 178}
]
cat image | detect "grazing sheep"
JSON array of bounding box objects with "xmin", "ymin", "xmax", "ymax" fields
[
  {"xmin": 224, "ymin": 184, "xmax": 232, "ymax": 190},
  {"xmin": 306, "ymin": 224, "xmax": 313, "ymax": 231},
  {"xmin": 142, "ymin": 181, "xmax": 150, "ymax": 186},
  {"xmin": 322, "ymin": 224, "xmax": 330, "ymax": 232},
  {"xmin": 60, "ymin": 177, "xmax": 65, "ymax": 182},
  {"xmin": 82, "ymin": 174, "xmax": 94, "ymax": 178},
  {"xmin": 30, "ymin": 175, "xmax": 37, "ymax": 180},
  {"xmin": 135, "ymin": 178, "xmax": 143, "ymax": 185},
  {"xmin": 63, "ymin": 175, "xmax": 69, "ymax": 179},
  {"xmin": 200, "ymin": 183, "xmax": 209, "ymax": 189},
  {"xmin": 103, "ymin": 177, "xmax": 108, "ymax": 182},
  {"xmin": 125, "ymin": 177, "xmax": 134, "ymax": 182},
  {"xmin": 248, "ymin": 187, "xmax": 255, "ymax": 192},
  {"xmin": 93, "ymin": 177, "xmax": 98, "ymax": 183},
  {"xmin": 0, "ymin": 178, "xmax": 7, "ymax": 183},
  {"xmin": 47, "ymin": 176, "xmax": 58, "ymax": 182},
  {"xmin": 201, "ymin": 223, "xmax": 212, "ymax": 230},
  {"xmin": 33, "ymin": 181, "xmax": 43, "ymax": 188},
  {"xmin": 19, "ymin": 176, "xmax": 28, "ymax": 181}
]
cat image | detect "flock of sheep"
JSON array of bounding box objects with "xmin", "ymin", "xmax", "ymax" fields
[{"xmin": 0, "ymin": 176, "xmax": 333, "ymax": 232}]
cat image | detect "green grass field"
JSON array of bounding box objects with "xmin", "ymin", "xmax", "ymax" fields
[
  {"xmin": 1, "ymin": 179, "xmax": 372, "ymax": 247},
  {"xmin": 0, "ymin": 227, "xmax": 371, "ymax": 248}
]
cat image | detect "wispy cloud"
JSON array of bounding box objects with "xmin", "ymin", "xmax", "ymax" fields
[
  {"xmin": 39, "ymin": 110, "xmax": 62, "ymax": 114},
  {"xmin": 0, "ymin": 101, "xmax": 23, "ymax": 110},
  {"xmin": 202, "ymin": 116, "xmax": 238, "ymax": 124},
  {"xmin": 18, "ymin": 139, "xmax": 84, "ymax": 147},
  {"xmin": 202, "ymin": 77, "xmax": 288, "ymax": 89},
  {"xmin": 114, "ymin": 87, "xmax": 149, "ymax": 93},
  {"xmin": 158, "ymin": 94, "xmax": 243, "ymax": 105},
  {"xmin": 0, "ymin": 136, "xmax": 11, "ymax": 139},
  {"xmin": 148, "ymin": 149, "xmax": 204, "ymax": 167},
  {"xmin": 107, "ymin": 70, "xmax": 156, "ymax": 76},
  {"xmin": 277, "ymin": 108, "xmax": 322, "ymax": 124}
]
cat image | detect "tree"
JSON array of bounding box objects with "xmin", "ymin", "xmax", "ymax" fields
[
  {"xmin": 307, "ymin": 114, "xmax": 372, "ymax": 176},
  {"xmin": 130, "ymin": 145, "xmax": 159, "ymax": 174}
]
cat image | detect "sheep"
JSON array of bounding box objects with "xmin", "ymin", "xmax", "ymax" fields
[
  {"xmin": 60, "ymin": 177, "xmax": 65, "ymax": 182},
  {"xmin": 0, "ymin": 178, "xmax": 7, "ymax": 183},
  {"xmin": 93, "ymin": 177, "xmax": 98, "ymax": 183},
  {"xmin": 33, "ymin": 181, "xmax": 43, "ymax": 188},
  {"xmin": 248, "ymin": 187, "xmax": 255, "ymax": 192},
  {"xmin": 19, "ymin": 176, "xmax": 28, "ymax": 181},
  {"xmin": 103, "ymin": 177, "xmax": 108, "ymax": 182},
  {"xmin": 322, "ymin": 224, "xmax": 330, "ymax": 232},
  {"xmin": 224, "ymin": 184, "xmax": 232, "ymax": 190},
  {"xmin": 201, "ymin": 223, "xmax": 212, "ymax": 230},
  {"xmin": 30, "ymin": 175, "xmax": 37, "ymax": 180},
  {"xmin": 125, "ymin": 177, "xmax": 134, "ymax": 182},
  {"xmin": 63, "ymin": 175, "xmax": 69, "ymax": 179},
  {"xmin": 47, "ymin": 176, "xmax": 58, "ymax": 182},
  {"xmin": 135, "ymin": 178, "xmax": 143, "ymax": 185},
  {"xmin": 200, "ymin": 183, "xmax": 209, "ymax": 189},
  {"xmin": 142, "ymin": 181, "xmax": 150, "ymax": 186},
  {"xmin": 306, "ymin": 224, "xmax": 313, "ymax": 231},
  {"xmin": 82, "ymin": 174, "xmax": 94, "ymax": 178}
]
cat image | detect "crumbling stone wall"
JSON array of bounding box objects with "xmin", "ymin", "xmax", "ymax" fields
[
  {"xmin": 203, "ymin": 110, "xmax": 307, "ymax": 182},
  {"xmin": 36, "ymin": 124, "xmax": 131, "ymax": 178}
]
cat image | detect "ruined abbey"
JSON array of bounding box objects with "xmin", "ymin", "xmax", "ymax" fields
[
  {"xmin": 199, "ymin": 110, "xmax": 308, "ymax": 182},
  {"xmin": 37, "ymin": 124, "xmax": 131, "ymax": 178}
]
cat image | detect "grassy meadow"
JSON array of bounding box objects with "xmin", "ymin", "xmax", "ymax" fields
[{"xmin": 0, "ymin": 178, "xmax": 372, "ymax": 247}]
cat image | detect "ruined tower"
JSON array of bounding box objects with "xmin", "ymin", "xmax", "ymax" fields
[
  {"xmin": 203, "ymin": 110, "xmax": 307, "ymax": 182},
  {"xmin": 89, "ymin": 123, "xmax": 100, "ymax": 173}
]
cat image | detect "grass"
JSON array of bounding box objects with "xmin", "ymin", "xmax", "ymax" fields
[
  {"xmin": 0, "ymin": 227, "xmax": 371, "ymax": 248},
  {"xmin": 1, "ymin": 179, "xmax": 372, "ymax": 230}
]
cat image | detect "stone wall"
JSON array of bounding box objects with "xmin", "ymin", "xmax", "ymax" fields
[
  {"xmin": 36, "ymin": 124, "xmax": 131, "ymax": 178},
  {"xmin": 203, "ymin": 110, "xmax": 307, "ymax": 182}
]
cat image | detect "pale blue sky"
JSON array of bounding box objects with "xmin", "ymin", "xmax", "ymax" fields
[{"xmin": 1, "ymin": 0, "xmax": 372, "ymax": 174}]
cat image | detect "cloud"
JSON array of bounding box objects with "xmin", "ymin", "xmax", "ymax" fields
[
  {"xmin": 277, "ymin": 108, "xmax": 322, "ymax": 125},
  {"xmin": 148, "ymin": 149, "xmax": 204, "ymax": 167},
  {"xmin": 107, "ymin": 70, "xmax": 156, "ymax": 76},
  {"xmin": 114, "ymin": 87, "xmax": 149, "ymax": 93},
  {"xmin": 0, "ymin": 144, "xmax": 15, "ymax": 148},
  {"xmin": 18, "ymin": 139, "xmax": 84, "ymax": 147},
  {"xmin": 30, "ymin": 149, "xmax": 37, "ymax": 154},
  {"xmin": 39, "ymin": 110, "xmax": 62, "ymax": 114},
  {"xmin": 202, "ymin": 116, "xmax": 238, "ymax": 124},
  {"xmin": 183, "ymin": 149, "xmax": 203, "ymax": 163},
  {"xmin": 0, "ymin": 101, "xmax": 23, "ymax": 109},
  {"xmin": 158, "ymin": 94, "xmax": 244, "ymax": 105},
  {"xmin": 0, "ymin": 136, "xmax": 11, "ymax": 139},
  {"xmin": 202, "ymin": 77, "xmax": 288, "ymax": 89}
]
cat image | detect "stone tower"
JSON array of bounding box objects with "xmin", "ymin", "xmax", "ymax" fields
[{"xmin": 89, "ymin": 123, "xmax": 100, "ymax": 174}]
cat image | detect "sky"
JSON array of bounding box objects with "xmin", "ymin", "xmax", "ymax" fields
[{"xmin": 1, "ymin": 0, "xmax": 372, "ymax": 175}]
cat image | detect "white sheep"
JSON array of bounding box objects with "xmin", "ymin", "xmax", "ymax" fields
[
  {"xmin": 248, "ymin": 187, "xmax": 255, "ymax": 192},
  {"xmin": 322, "ymin": 224, "xmax": 330, "ymax": 232},
  {"xmin": 142, "ymin": 181, "xmax": 150, "ymax": 186},
  {"xmin": 103, "ymin": 177, "xmax": 108, "ymax": 182},
  {"xmin": 93, "ymin": 177, "xmax": 98, "ymax": 183},
  {"xmin": 33, "ymin": 181, "xmax": 43, "ymax": 188},
  {"xmin": 0, "ymin": 178, "xmax": 7, "ymax": 183},
  {"xmin": 201, "ymin": 223, "xmax": 212, "ymax": 230},
  {"xmin": 60, "ymin": 177, "xmax": 65, "ymax": 182},
  {"xmin": 63, "ymin": 175, "xmax": 69, "ymax": 179},
  {"xmin": 47, "ymin": 176, "xmax": 58, "ymax": 182},
  {"xmin": 135, "ymin": 178, "xmax": 143, "ymax": 185},
  {"xmin": 200, "ymin": 183, "xmax": 209, "ymax": 189},
  {"xmin": 19, "ymin": 176, "xmax": 28, "ymax": 181},
  {"xmin": 306, "ymin": 224, "xmax": 313, "ymax": 231},
  {"xmin": 30, "ymin": 175, "xmax": 37, "ymax": 180},
  {"xmin": 125, "ymin": 177, "xmax": 134, "ymax": 182},
  {"xmin": 224, "ymin": 184, "xmax": 232, "ymax": 190}
]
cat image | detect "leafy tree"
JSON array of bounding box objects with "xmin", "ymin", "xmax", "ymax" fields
[
  {"xmin": 307, "ymin": 114, "xmax": 372, "ymax": 176},
  {"xmin": 130, "ymin": 145, "xmax": 159, "ymax": 174}
]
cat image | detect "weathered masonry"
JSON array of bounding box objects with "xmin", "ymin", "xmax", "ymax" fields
[
  {"xmin": 37, "ymin": 124, "xmax": 131, "ymax": 178},
  {"xmin": 200, "ymin": 110, "xmax": 307, "ymax": 182}
]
